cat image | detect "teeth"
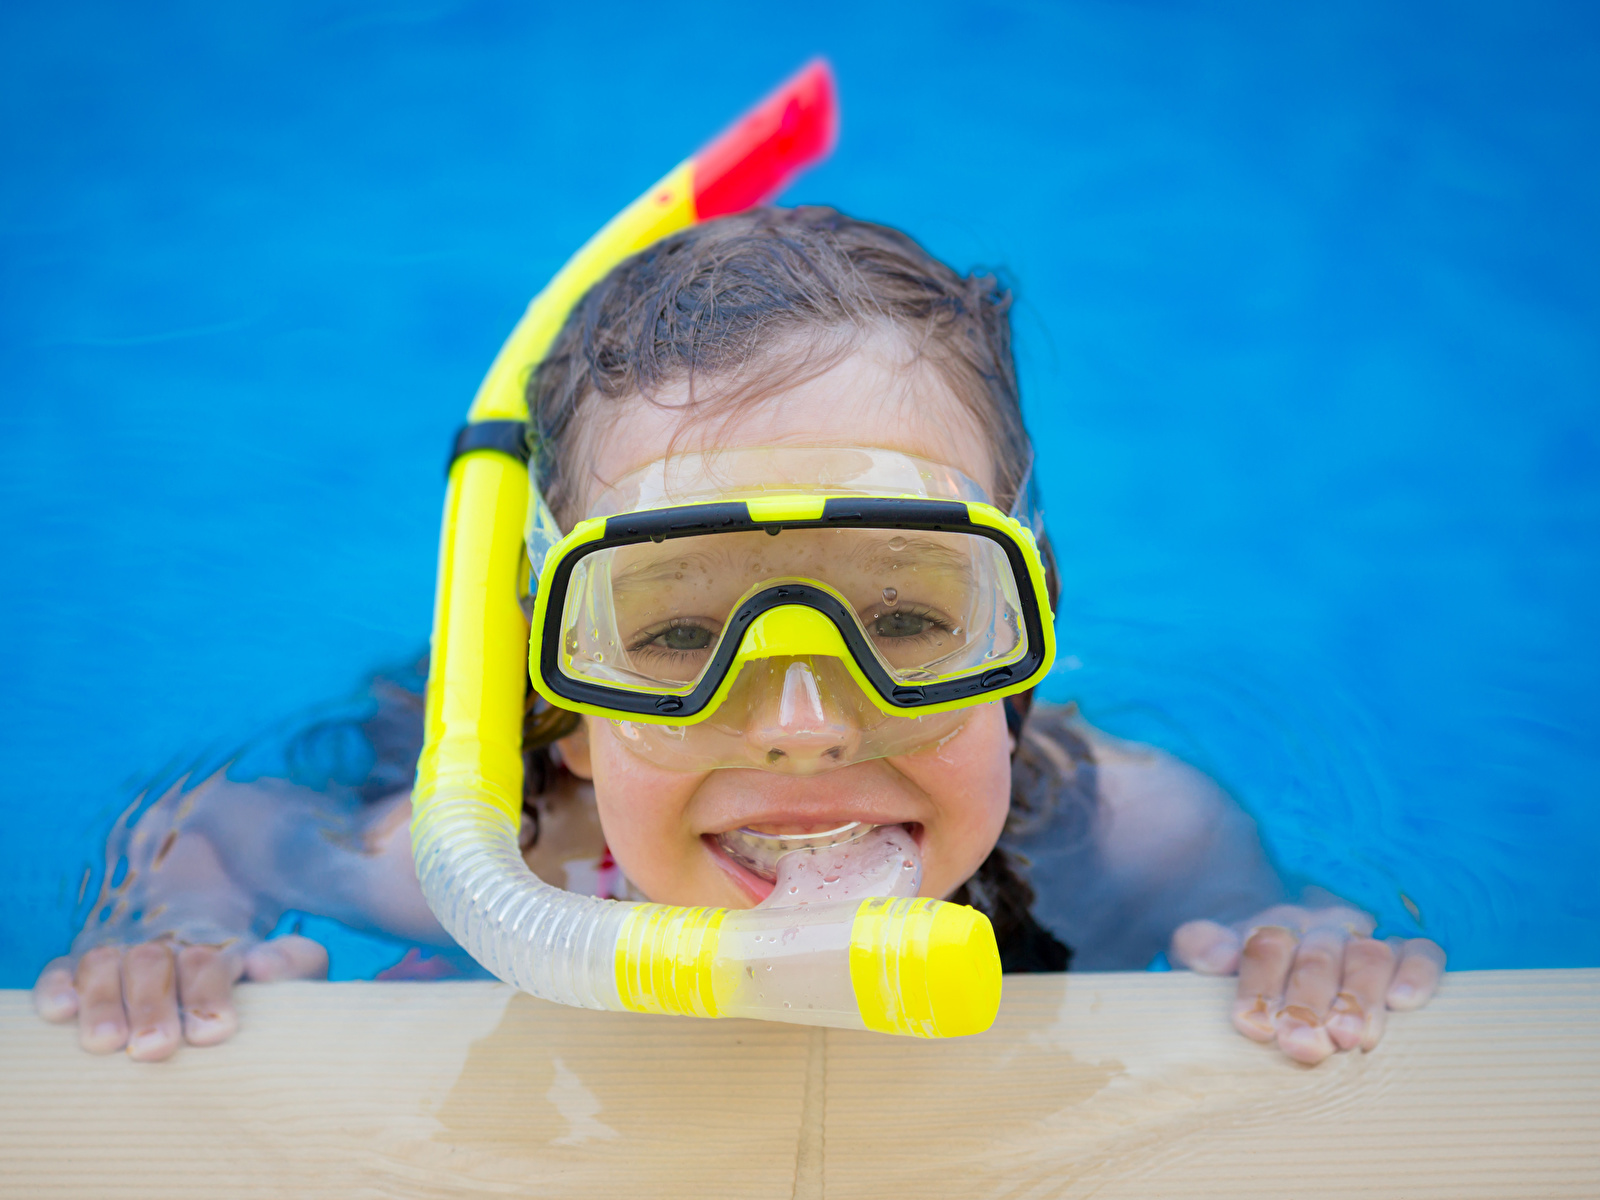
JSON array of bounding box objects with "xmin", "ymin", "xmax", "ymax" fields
[{"xmin": 716, "ymin": 821, "xmax": 874, "ymax": 881}]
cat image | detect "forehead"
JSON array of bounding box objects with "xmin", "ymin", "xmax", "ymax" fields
[{"xmin": 570, "ymin": 335, "xmax": 996, "ymax": 514}]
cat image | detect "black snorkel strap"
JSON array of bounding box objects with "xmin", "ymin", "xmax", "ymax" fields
[{"xmin": 447, "ymin": 420, "xmax": 531, "ymax": 474}]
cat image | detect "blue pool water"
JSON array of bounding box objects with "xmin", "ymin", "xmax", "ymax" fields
[{"xmin": 2, "ymin": 1, "xmax": 1596, "ymax": 985}]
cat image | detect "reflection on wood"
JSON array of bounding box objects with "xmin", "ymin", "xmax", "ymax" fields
[{"xmin": 2, "ymin": 970, "xmax": 1595, "ymax": 1198}]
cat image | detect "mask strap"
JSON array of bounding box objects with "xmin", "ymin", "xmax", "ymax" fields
[
  {"xmin": 525, "ymin": 451, "xmax": 565, "ymax": 581},
  {"xmin": 1008, "ymin": 448, "xmax": 1046, "ymax": 540}
]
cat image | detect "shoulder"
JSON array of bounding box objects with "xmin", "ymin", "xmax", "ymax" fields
[
  {"xmin": 1084, "ymin": 726, "xmax": 1239, "ymax": 871},
  {"xmin": 1012, "ymin": 704, "xmax": 1285, "ymax": 967},
  {"xmin": 1019, "ymin": 704, "xmax": 1254, "ymax": 878}
]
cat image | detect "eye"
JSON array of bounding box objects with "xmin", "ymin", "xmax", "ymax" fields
[
  {"xmin": 870, "ymin": 611, "xmax": 936, "ymax": 639},
  {"xmin": 656, "ymin": 624, "xmax": 713, "ymax": 651},
  {"xmin": 629, "ymin": 619, "xmax": 718, "ymax": 655}
]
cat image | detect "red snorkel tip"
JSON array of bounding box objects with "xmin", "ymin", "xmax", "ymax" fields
[{"xmin": 691, "ymin": 58, "xmax": 839, "ymax": 219}]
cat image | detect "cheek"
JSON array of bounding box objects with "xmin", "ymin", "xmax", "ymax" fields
[
  {"xmin": 586, "ymin": 723, "xmax": 706, "ymax": 899},
  {"xmin": 889, "ymin": 704, "xmax": 1013, "ymax": 899}
]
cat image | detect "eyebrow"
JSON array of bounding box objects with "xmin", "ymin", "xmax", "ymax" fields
[
  {"xmin": 843, "ymin": 534, "xmax": 975, "ymax": 584},
  {"xmin": 609, "ymin": 545, "xmax": 746, "ymax": 594}
]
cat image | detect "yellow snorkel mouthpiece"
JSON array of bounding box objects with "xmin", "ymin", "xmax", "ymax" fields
[{"xmin": 410, "ymin": 61, "xmax": 1003, "ymax": 1037}]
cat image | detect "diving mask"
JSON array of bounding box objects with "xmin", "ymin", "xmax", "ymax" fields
[{"xmin": 526, "ymin": 447, "xmax": 1056, "ymax": 770}]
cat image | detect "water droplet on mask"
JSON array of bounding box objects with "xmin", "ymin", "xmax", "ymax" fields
[
  {"xmin": 788, "ymin": 885, "xmax": 798, "ymax": 894},
  {"xmin": 674, "ymin": 573, "xmax": 683, "ymax": 580},
  {"xmin": 565, "ymin": 634, "xmax": 579, "ymax": 655},
  {"xmin": 591, "ymin": 651, "xmax": 604, "ymax": 662},
  {"xmin": 823, "ymin": 874, "xmax": 841, "ymax": 884},
  {"xmin": 678, "ymin": 561, "xmax": 689, "ymax": 570},
  {"xmin": 903, "ymin": 859, "xmax": 915, "ymax": 869},
  {"xmin": 888, "ymin": 536, "xmax": 907, "ymax": 552},
  {"xmin": 881, "ymin": 587, "xmax": 898, "ymax": 606}
]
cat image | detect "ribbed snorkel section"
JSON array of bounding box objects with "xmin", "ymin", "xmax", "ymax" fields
[
  {"xmin": 412, "ymin": 789, "xmax": 627, "ymax": 1010},
  {"xmin": 412, "ymin": 440, "xmax": 635, "ymax": 1012}
]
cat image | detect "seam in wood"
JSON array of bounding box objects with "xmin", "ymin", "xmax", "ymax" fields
[{"xmin": 791, "ymin": 1025, "xmax": 826, "ymax": 1200}]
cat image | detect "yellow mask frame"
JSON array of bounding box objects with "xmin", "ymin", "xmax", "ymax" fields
[{"xmin": 528, "ymin": 495, "xmax": 1056, "ymax": 724}]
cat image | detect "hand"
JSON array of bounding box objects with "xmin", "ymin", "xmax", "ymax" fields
[
  {"xmin": 32, "ymin": 935, "xmax": 328, "ymax": 1062},
  {"xmin": 1170, "ymin": 903, "xmax": 1445, "ymax": 1065}
]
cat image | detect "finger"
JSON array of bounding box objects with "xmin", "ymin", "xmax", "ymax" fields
[
  {"xmin": 74, "ymin": 946, "xmax": 129, "ymax": 1054},
  {"xmin": 1303, "ymin": 906, "xmax": 1377, "ymax": 939},
  {"xmin": 33, "ymin": 958, "xmax": 79, "ymax": 1024},
  {"xmin": 1386, "ymin": 938, "xmax": 1446, "ymax": 1011},
  {"xmin": 122, "ymin": 942, "xmax": 182, "ymax": 1062},
  {"xmin": 1327, "ymin": 935, "xmax": 1396, "ymax": 1052},
  {"xmin": 243, "ymin": 935, "xmax": 329, "ymax": 982},
  {"xmin": 1171, "ymin": 920, "xmax": 1242, "ymax": 975},
  {"xmin": 1232, "ymin": 925, "xmax": 1298, "ymax": 1042},
  {"xmin": 176, "ymin": 946, "xmax": 245, "ymax": 1047},
  {"xmin": 1274, "ymin": 927, "xmax": 1347, "ymax": 1064},
  {"xmin": 1239, "ymin": 905, "xmax": 1313, "ymax": 937}
]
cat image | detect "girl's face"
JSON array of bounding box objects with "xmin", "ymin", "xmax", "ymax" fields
[{"xmin": 555, "ymin": 335, "xmax": 1015, "ymax": 907}]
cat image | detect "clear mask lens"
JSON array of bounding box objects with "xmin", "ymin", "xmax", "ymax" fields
[
  {"xmin": 557, "ymin": 526, "xmax": 1027, "ymax": 692},
  {"xmin": 529, "ymin": 446, "xmax": 1044, "ymax": 774}
]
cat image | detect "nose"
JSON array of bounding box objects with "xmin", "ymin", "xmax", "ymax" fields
[{"xmin": 745, "ymin": 658, "xmax": 863, "ymax": 772}]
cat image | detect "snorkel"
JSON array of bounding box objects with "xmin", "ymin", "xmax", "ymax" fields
[{"xmin": 411, "ymin": 62, "xmax": 1007, "ymax": 1037}]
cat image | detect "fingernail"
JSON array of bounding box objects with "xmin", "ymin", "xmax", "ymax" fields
[
  {"xmin": 93, "ymin": 1021, "xmax": 121, "ymax": 1040},
  {"xmin": 128, "ymin": 1029, "xmax": 166, "ymax": 1054},
  {"xmin": 1233, "ymin": 994, "xmax": 1276, "ymax": 1038},
  {"xmin": 1275, "ymin": 1003, "xmax": 1334, "ymax": 1059},
  {"xmin": 1389, "ymin": 983, "xmax": 1416, "ymax": 1005},
  {"xmin": 1327, "ymin": 1012, "xmax": 1364, "ymax": 1043}
]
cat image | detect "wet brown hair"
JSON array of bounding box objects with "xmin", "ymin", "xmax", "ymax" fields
[
  {"xmin": 528, "ymin": 205, "xmax": 1034, "ymax": 529},
  {"xmin": 521, "ymin": 205, "xmax": 1078, "ymax": 964}
]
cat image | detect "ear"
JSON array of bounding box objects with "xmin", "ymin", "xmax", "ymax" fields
[{"xmin": 554, "ymin": 717, "xmax": 594, "ymax": 780}]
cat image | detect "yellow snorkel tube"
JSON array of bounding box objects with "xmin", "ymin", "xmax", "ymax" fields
[{"xmin": 411, "ymin": 61, "xmax": 1002, "ymax": 1038}]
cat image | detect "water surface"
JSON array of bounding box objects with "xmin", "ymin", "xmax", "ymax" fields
[{"xmin": 2, "ymin": 0, "xmax": 1595, "ymax": 982}]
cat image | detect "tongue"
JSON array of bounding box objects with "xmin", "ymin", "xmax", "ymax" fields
[{"xmin": 754, "ymin": 824, "xmax": 922, "ymax": 908}]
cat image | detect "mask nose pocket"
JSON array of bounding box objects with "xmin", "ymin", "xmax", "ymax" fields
[
  {"xmin": 745, "ymin": 658, "xmax": 864, "ymax": 768},
  {"xmin": 732, "ymin": 606, "xmax": 867, "ymax": 770}
]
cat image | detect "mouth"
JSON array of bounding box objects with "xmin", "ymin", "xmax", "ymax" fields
[{"xmin": 704, "ymin": 820, "xmax": 923, "ymax": 903}]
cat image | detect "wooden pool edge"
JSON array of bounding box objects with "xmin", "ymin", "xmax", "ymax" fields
[{"xmin": 2, "ymin": 968, "xmax": 1597, "ymax": 1198}]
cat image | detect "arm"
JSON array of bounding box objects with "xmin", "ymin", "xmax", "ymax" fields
[
  {"xmin": 1015, "ymin": 709, "xmax": 1284, "ymax": 971},
  {"xmin": 33, "ymin": 769, "xmax": 445, "ymax": 1060},
  {"xmin": 1020, "ymin": 709, "xmax": 1444, "ymax": 1064},
  {"xmin": 1076, "ymin": 723, "xmax": 1288, "ymax": 965}
]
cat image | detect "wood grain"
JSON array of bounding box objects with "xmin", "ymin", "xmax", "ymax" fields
[{"xmin": 2, "ymin": 970, "xmax": 1595, "ymax": 1198}]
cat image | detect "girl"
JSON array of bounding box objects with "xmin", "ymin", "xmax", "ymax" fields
[{"xmin": 33, "ymin": 207, "xmax": 1444, "ymax": 1063}]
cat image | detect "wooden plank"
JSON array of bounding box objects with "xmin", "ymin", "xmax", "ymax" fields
[
  {"xmin": 0, "ymin": 982, "xmax": 815, "ymax": 1198},
  {"xmin": 822, "ymin": 970, "xmax": 1600, "ymax": 1199},
  {"xmin": 2, "ymin": 970, "xmax": 1595, "ymax": 1198}
]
